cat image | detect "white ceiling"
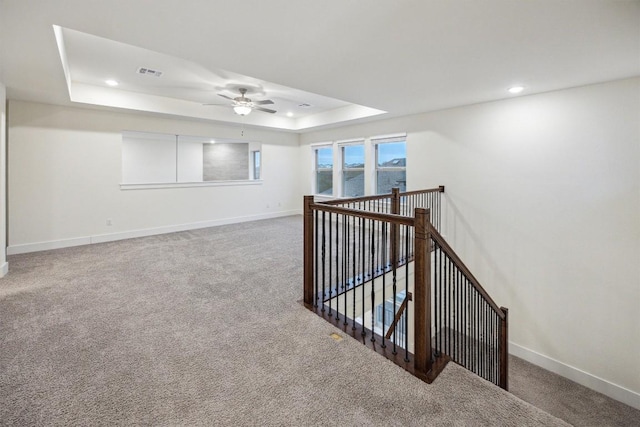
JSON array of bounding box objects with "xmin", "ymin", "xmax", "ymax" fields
[{"xmin": 1, "ymin": 0, "xmax": 639, "ymax": 132}]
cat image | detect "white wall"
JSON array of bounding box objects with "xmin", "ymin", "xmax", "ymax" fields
[
  {"xmin": 0, "ymin": 82, "xmax": 7, "ymax": 276},
  {"xmin": 300, "ymin": 78, "xmax": 640, "ymax": 408},
  {"xmin": 7, "ymin": 101, "xmax": 301, "ymax": 253},
  {"xmin": 122, "ymin": 132, "xmax": 177, "ymax": 184}
]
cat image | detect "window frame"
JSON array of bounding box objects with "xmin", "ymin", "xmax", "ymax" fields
[
  {"xmin": 373, "ymin": 136, "xmax": 407, "ymax": 195},
  {"xmin": 313, "ymin": 144, "xmax": 334, "ymax": 196},
  {"xmin": 340, "ymin": 141, "xmax": 365, "ymax": 197}
]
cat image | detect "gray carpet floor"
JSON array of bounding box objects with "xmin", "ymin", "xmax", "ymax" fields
[{"xmin": 0, "ymin": 216, "xmax": 636, "ymax": 426}]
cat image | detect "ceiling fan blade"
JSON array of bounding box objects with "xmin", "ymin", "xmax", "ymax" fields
[
  {"xmin": 202, "ymin": 103, "xmax": 226, "ymax": 106},
  {"xmin": 252, "ymin": 99, "xmax": 274, "ymax": 105},
  {"xmin": 218, "ymin": 94, "xmax": 234, "ymax": 100},
  {"xmin": 254, "ymin": 106, "xmax": 277, "ymax": 114}
]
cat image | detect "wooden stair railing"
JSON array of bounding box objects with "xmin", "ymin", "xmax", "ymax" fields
[
  {"xmin": 303, "ymin": 187, "xmax": 508, "ymax": 390},
  {"xmin": 385, "ymin": 292, "xmax": 412, "ymax": 340}
]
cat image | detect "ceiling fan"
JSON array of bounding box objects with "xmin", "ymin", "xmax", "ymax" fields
[{"xmin": 206, "ymin": 88, "xmax": 276, "ymax": 116}]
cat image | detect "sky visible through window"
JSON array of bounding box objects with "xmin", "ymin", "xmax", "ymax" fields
[
  {"xmin": 343, "ymin": 145, "xmax": 364, "ymax": 167},
  {"xmin": 316, "ymin": 147, "xmax": 333, "ymax": 168},
  {"xmin": 378, "ymin": 141, "xmax": 406, "ymax": 166},
  {"xmin": 317, "ymin": 141, "xmax": 406, "ymax": 168}
]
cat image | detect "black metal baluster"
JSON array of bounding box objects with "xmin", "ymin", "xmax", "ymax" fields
[
  {"xmin": 344, "ymin": 214, "xmax": 349, "ymax": 325},
  {"xmin": 392, "ymin": 239, "xmax": 398, "ymax": 355},
  {"xmin": 355, "ymin": 213, "xmax": 360, "ymax": 288},
  {"xmin": 335, "ymin": 213, "xmax": 340, "ymax": 321},
  {"xmin": 438, "ymin": 190, "xmax": 441, "ymax": 233},
  {"xmin": 481, "ymin": 300, "xmax": 485, "ymax": 381},
  {"xmin": 464, "ymin": 277, "xmax": 469, "ymax": 370},
  {"xmin": 482, "ymin": 301, "xmax": 486, "ymax": 381},
  {"xmin": 458, "ymin": 272, "xmax": 462, "ymax": 367},
  {"xmin": 477, "ymin": 290, "xmax": 481, "ymax": 377},
  {"xmin": 455, "ymin": 267, "xmax": 459, "ymax": 362},
  {"xmin": 454, "ymin": 261, "xmax": 458, "ymax": 361},
  {"xmin": 482, "ymin": 298, "xmax": 489, "ymax": 378},
  {"xmin": 352, "ymin": 215, "xmax": 356, "ymax": 330},
  {"xmin": 459, "ymin": 272, "xmax": 463, "ymax": 363},
  {"xmin": 321, "ymin": 211, "xmax": 326, "ymax": 312},
  {"xmin": 370, "ymin": 219, "xmax": 376, "ymax": 342},
  {"xmin": 471, "ymin": 288, "xmax": 476, "ymax": 375},
  {"xmin": 361, "ymin": 217, "xmax": 366, "ymax": 335},
  {"xmin": 447, "ymin": 254, "xmax": 451, "ymax": 358},
  {"xmin": 478, "ymin": 290, "xmax": 482, "ymax": 377},
  {"xmin": 478, "ymin": 291, "xmax": 482, "ymax": 377},
  {"xmin": 439, "ymin": 245, "xmax": 443, "ymax": 356},
  {"xmin": 434, "ymin": 242, "xmax": 439, "ymax": 359},
  {"xmin": 328, "ymin": 212, "xmax": 333, "ymax": 316},
  {"xmin": 485, "ymin": 300, "xmax": 489, "ymax": 381},
  {"xmin": 471, "ymin": 287, "xmax": 476, "ymax": 374},
  {"xmin": 381, "ymin": 222, "xmax": 387, "ymax": 348},
  {"xmin": 496, "ymin": 311, "xmax": 499, "ymax": 384},
  {"xmin": 460, "ymin": 273, "xmax": 464, "ymax": 367},
  {"xmin": 492, "ymin": 311, "xmax": 496, "ymax": 384},
  {"xmin": 475, "ymin": 289, "xmax": 479, "ymax": 377},
  {"xmin": 443, "ymin": 252, "xmax": 447, "ymax": 356},
  {"xmin": 484, "ymin": 299, "xmax": 488, "ymax": 381}
]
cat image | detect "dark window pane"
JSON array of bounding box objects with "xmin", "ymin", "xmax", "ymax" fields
[
  {"xmin": 343, "ymin": 170, "xmax": 365, "ymax": 197},
  {"xmin": 376, "ymin": 170, "xmax": 406, "ymax": 194},
  {"xmin": 316, "ymin": 170, "xmax": 333, "ymax": 195}
]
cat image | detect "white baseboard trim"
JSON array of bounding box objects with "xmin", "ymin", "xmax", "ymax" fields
[
  {"xmin": 7, "ymin": 210, "xmax": 302, "ymax": 255},
  {"xmin": 0, "ymin": 262, "xmax": 8, "ymax": 277},
  {"xmin": 510, "ymin": 341, "xmax": 640, "ymax": 410},
  {"xmin": 8, "ymin": 236, "xmax": 92, "ymax": 255}
]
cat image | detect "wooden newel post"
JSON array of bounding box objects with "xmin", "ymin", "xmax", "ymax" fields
[
  {"xmin": 391, "ymin": 187, "xmax": 401, "ymax": 267},
  {"xmin": 414, "ymin": 208, "xmax": 432, "ymax": 377},
  {"xmin": 499, "ymin": 306, "xmax": 509, "ymax": 390},
  {"xmin": 303, "ymin": 196, "xmax": 315, "ymax": 307}
]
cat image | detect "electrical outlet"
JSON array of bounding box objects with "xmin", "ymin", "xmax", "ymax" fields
[{"xmin": 106, "ymin": 219, "xmax": 113, "ymax": 226}]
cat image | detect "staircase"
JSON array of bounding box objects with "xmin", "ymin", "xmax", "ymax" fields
[{"xmin": 303, "ymin": 187, "xmax": 509, "ymax": 389}]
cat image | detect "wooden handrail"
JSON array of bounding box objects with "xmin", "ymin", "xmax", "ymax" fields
[
  {"xmin": 318, "ymin": 186, "xmax": 444, "ymax": 206},
  {"xmin": 309, "ymin": 203, "xmax": 415, "ymax": 227},
  {"xmin": 428, "ymin": 225, "xmax": 505, "ymax": 318},
  {"xmin": 320, "ymin": 193, "xmax": 392, "ymax": 205},
  {"xmin": 384, "ymin": 292, "xmax": 412, "ymax": 339},
  {"xmin": 399, "ymin": 187, "xmax": 444, "ymax": 197}
]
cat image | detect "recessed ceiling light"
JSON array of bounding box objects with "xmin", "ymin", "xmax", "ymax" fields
[
  {"xmin": 105, "ymin": 79, "xmax": 119, "ymax": 87},
  {"xmin": 508, "ymin": 86, "xmax": 524, "ymax": 94},
  {"xmin": 208, "ymin": 139, "xmax": 216, "ymax": 144},
  {"xmin": 286, "ymin": 112, "xmax": 293, "ymax": 117}
]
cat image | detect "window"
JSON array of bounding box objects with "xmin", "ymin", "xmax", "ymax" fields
[
  {"xmin": 252, "ymin": 150, "xmax": 261, "ymax": 180},
  {"xmin": 314, "ymin": 146, "xmax": 333, "ymax": 195},
  {"xmin": 341, "ymin": 144, "xmax": 365, "ymax": 197},
  {"xmin": 374, "ymin": 138, "xmax": 406, "ymax": 194}
]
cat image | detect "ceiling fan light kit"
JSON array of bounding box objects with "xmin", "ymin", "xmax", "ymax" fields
[
  {"xmin": 233, "ymin": 104, "xmax": 252, "ymax": 116},
  {"xmin": 209, "ymin": 87, "xmax": 276, "ymax": 116}
]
